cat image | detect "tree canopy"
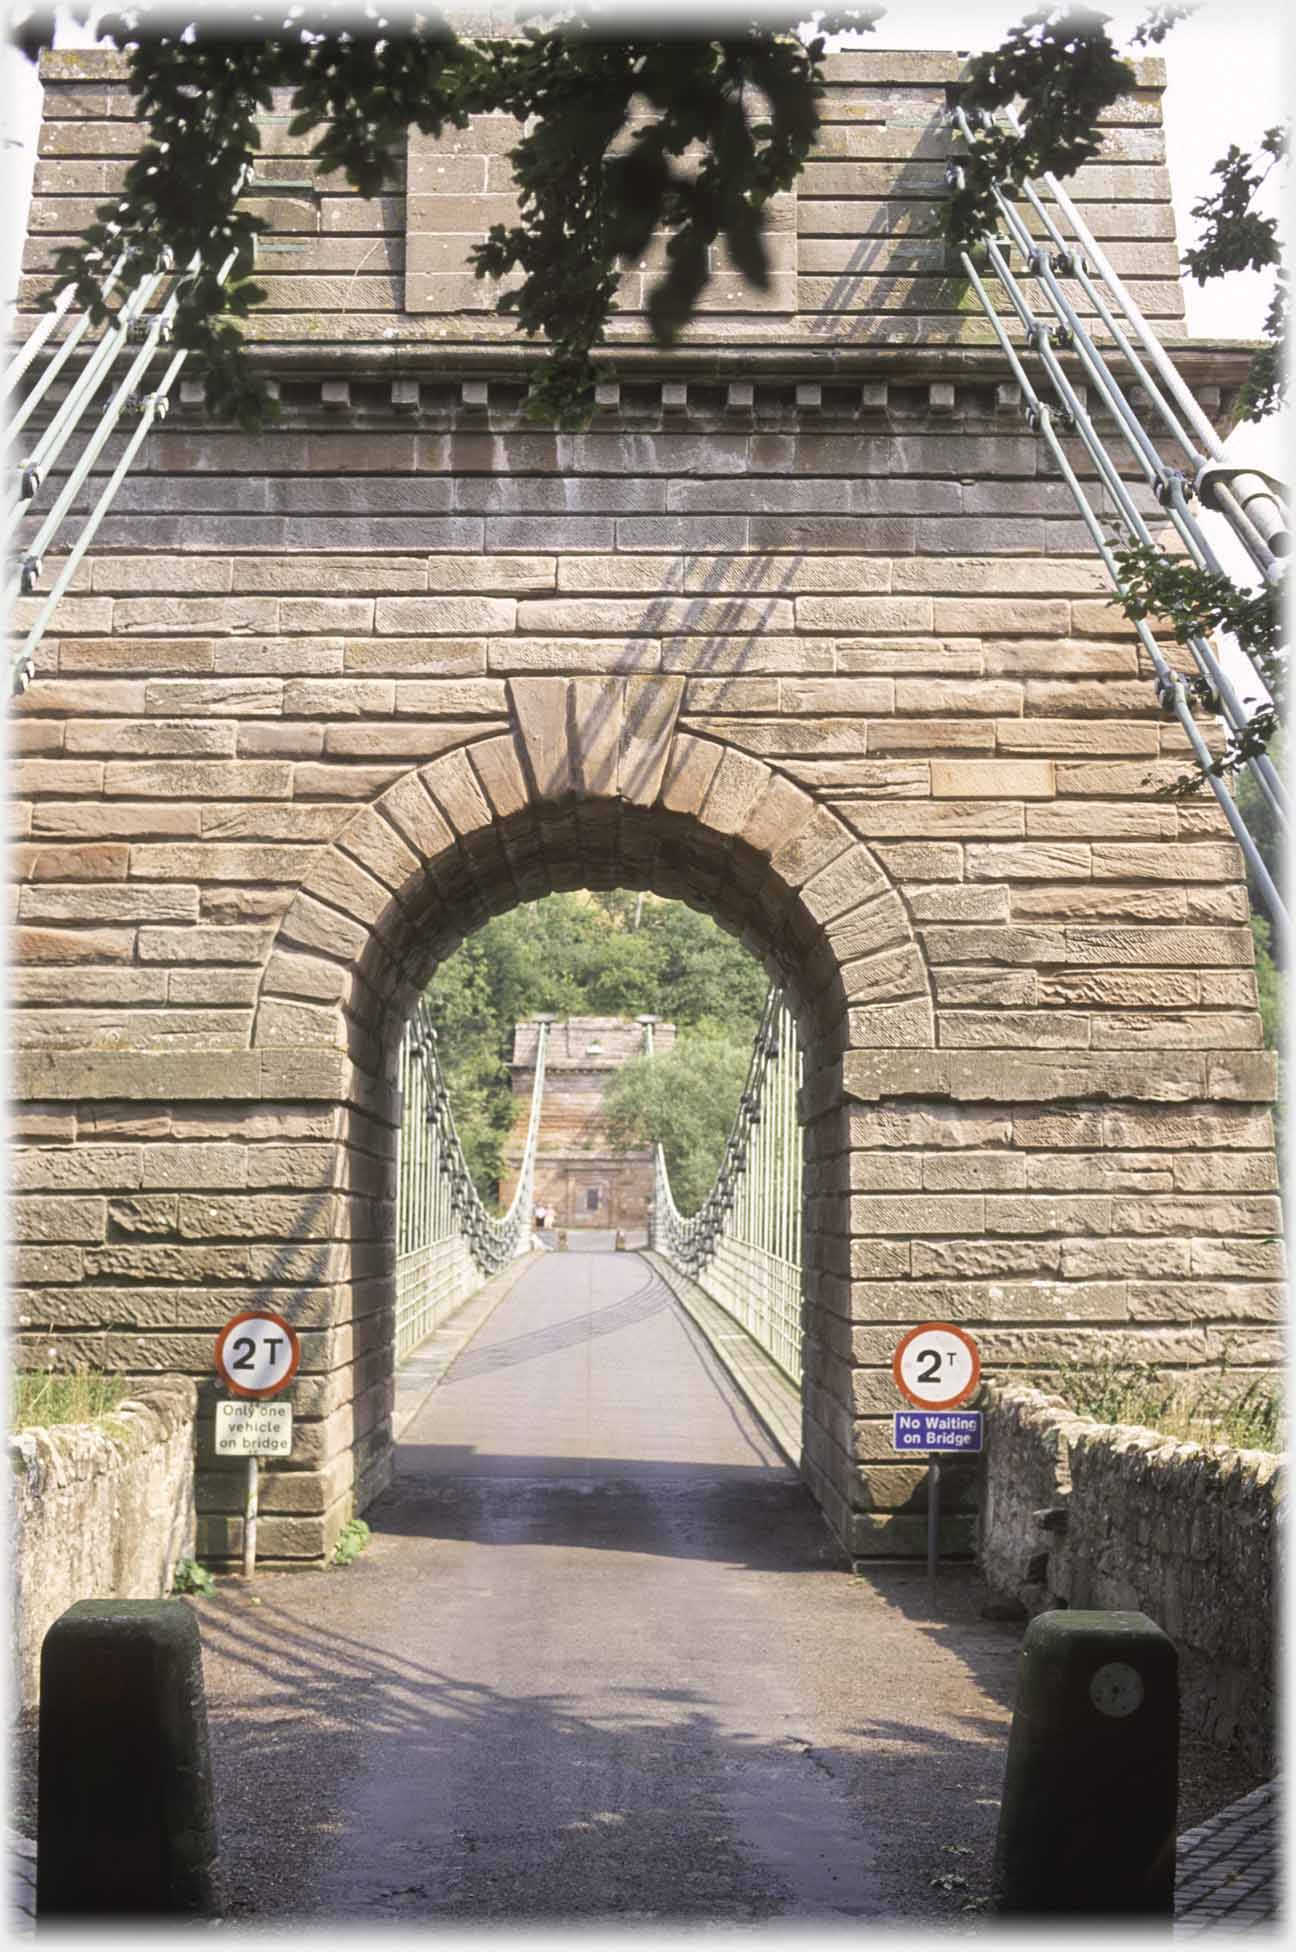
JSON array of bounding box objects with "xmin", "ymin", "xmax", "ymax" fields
[{"xmin": 602, "ymin": 1025, "xmax": 754, "ymax": 1215}]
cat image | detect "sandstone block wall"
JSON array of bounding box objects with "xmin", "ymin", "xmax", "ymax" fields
[
  {"xmin": 978, "ymin": 1381, "xmax": 1282, "ymax": 1771},
  {"xmin": 9, "ymin": 1381, "xmax": 197, "ymax": 1707},
  {"xmin": 23, "ymin": 47, "xmax": 1186, "ymax": 359},
  {"xmin": 7, "ymin": 47, "xmax": 1282, "ymax": 1566}
]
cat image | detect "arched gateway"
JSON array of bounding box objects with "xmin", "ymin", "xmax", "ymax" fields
[{"xmin": 10, "ymin": 45, "xmax": 1282, "ymax": 1565}]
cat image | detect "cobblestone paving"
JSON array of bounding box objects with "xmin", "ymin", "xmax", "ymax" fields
[{"xmin": 1175, "ymin": 1783, "xmax": 1282, "ymax": 1935}]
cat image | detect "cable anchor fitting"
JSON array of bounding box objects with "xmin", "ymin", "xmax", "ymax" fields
[
  {"xmin": 1153, "ymin": 672, "xmax": 1182, "ymax": 716},
  {"xmin": 1156, "ymin": 469, "xmax": 1191, "ymax": 510},
  {"xmin": 20, "ymin": 554, "xmax": 42, "ymax": 594}
]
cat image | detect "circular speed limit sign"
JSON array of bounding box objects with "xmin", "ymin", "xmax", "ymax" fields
[
  {"xmin": 892, "ymin": 1322, "xmax": 981, "ymax": 1410},
  {"xmin": 214, "ymin": 1310, "xmax": 301, "ymax": 1400}
]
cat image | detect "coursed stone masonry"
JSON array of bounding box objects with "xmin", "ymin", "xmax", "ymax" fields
[{"xmin": 8, "ymin": 47, "xmax": 1281, "ymax": 1564}]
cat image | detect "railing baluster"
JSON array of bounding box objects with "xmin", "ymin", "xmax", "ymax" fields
[
  {"xmin": 650, "ymin": 988, "xmax": 804, "ymax": 1386},
  {"xmin": 394, "ymin": 1011, "xmax": 550, "ymax": 1363}
]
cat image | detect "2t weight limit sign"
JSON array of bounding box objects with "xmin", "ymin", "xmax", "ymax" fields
[
  {"xmin": 892, "ymin": 1322, "xmax": 981, "ymax": 1410},
  {"xmin": 214, "ymin": 1310, "xmax": 301, "ymax": 1400}
]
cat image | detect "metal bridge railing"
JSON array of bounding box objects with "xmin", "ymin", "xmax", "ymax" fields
[
  {"xmin": 395, "ymin": 1004, "xmax": 549, "ymax": 1363},
  {"xmin": 651, "ymin": 989, "xmax": 804, "ymax": 1384},
  {"xmin": 947, "ymin": 103, "xmax": 1289, "ymax": 941}
]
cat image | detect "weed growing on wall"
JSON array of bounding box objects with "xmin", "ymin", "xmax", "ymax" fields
[
  {"xmin": 1048, "ymin": 1352, "xmax": 1283, "ymax": 1453},
  {"xmin": 172, "ymin": 1559, "xmax": 217, "ymax": 1598},
  {"xmin": 11, "ymin": 1370, "xmax": 130, "ymax": 1432},
  {"xmin": 330, "ymin": 1519, "xmax": 372, "ymax": 1568}
]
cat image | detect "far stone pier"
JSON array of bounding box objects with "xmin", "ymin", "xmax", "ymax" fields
[{"xmin": 10, "ymin": 46, "xmax": 1282, "ymax": 1566}]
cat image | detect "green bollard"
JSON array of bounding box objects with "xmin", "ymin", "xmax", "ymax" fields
[
  {"xmin": 993, "ymin": 1609, "xmax": 1178, "ymax": 1918},
  {"xmin": 557, "ymin": 1229, "xmax": 568, "ymax": 1251},
  {"xmin": 614, "ymin": 1229, "xmax": 626, "ymax": 1251},
  {"xmin": 38, "ymin": 1598, "xmax": 223, "ymax": 1918}
]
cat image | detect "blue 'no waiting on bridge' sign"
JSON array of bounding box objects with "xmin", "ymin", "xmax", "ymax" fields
[{"xmin": 892, "ymin": 1411, "xmax": 983, "ymax": 1453}]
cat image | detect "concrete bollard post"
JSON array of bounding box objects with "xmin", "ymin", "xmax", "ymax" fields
[
  {"xmin": 614, "ymin": 1230, "xmax": 626, "ymax": 1251},
  {"xmin": 993, "ymin": 1609, "xmax": 1178, "ymax": 1918},
  {"xmin": 37, "ymin": 1598, "xmax": 223, "ymax": 1918},
  {"xmin": 557, "ymin": 1229, "xmax": 568, "ymax": 1251}
]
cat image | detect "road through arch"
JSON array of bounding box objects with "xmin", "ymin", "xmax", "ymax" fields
[{"xmin": 244, "ymin": 696, "xmax": 934, "ymax": 1557}]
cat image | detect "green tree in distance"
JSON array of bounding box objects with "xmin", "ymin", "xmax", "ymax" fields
[
  {"xmin": 603, "ymin": 1025, "xmax": 754, "ymax": 1216},
  {"xmin": 1233, "ymin": 729, "xmax": 1285, "ymax": 1051},
  {"xmin": 422, "ymin": 890, "xmax": 767, "ymax": 1198}
]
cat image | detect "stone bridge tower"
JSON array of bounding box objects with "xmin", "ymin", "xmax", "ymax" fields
[
  {"xmin": 10, "ymin": 45, "xmax": 1281, "ymax": 1566},
  {"xmin": 501, "ymin": 1016, "xmax": 678, "ymax": 1234}
]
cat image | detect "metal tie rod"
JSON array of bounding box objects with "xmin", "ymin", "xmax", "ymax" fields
[
  {"xmin": 11, "ymin": 348, "xmax": 185, "ymax": 694},
  {"xmin": 999, "ymin": 101, "xmax": 1290, "ymax": 577},
  {"xmin": 983, "ymin": 167, "xmax": 1283, "ymax": 663},
  {"xmin": 1034, "ymin": 404, "xmax": 1287, "ymax": 941},
  {"xmin": 953, "ymin": 237, "xmax": 1285, "ymax": 938},
  {"xmin": 6, "ymin": 244, "xmax": 134, "ymax": 433},
  {"xmin": 964, "ymin": 202, "xmax": 1287, "ymax": 832},
  {"xmin": 4, "ymin": 253, "xmax": 208, "ymax": 616},
  {"xmin": 5, "ymin": 258, "xmax": 175, "ymax": 539},
  {"xmin": 981, "ymin": 224, "xmax": 1287, "ymax": 825}
]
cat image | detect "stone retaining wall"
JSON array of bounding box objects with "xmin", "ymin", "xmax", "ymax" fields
[
  {"xmin": 9, "ymin": 1380, "xmax": 197, "ymax": 1707},
  {"xmin": 978, "ymin": 1381, "xmax": 1282, "ymax": 1770}
]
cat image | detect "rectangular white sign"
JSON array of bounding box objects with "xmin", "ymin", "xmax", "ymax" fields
[{"xmin": 216, "ymin": 1399, "xmax": 293, "ymax": 1457}]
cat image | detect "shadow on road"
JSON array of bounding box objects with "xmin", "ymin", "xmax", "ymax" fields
[
  {"xmin": 440, "ymin": 1271, "xmax": 670, "ymax": 1384},
  {"xmin": 372, "ymin": 1455, "xmax": 843, "ymax": 1575},
  {"xmin": 195, "ymin": 1578, "xmax": 1012, "ymax": 1924}
]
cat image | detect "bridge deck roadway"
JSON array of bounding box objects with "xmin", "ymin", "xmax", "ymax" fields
[{"xmin": 192, "ymin": 1251, "xmax": 1256, "ymax": 1926}]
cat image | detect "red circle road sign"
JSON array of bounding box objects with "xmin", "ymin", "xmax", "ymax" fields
[
  {"xmin": 214, "ymin": 1311, "xmax": 301, "ymax": 1400},
  {"xmin": 892, "ymin": 1322, "xmax": 981, "ymax": 1410}
]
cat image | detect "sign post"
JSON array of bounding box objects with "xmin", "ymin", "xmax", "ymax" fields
[
  {"xmin": 891, "ymin": 1322, "xmax": 982, "ymax": 1586},
  {"xmin": 213, "ymin": 1311, "xmax": 301, "ymax": 1578}
]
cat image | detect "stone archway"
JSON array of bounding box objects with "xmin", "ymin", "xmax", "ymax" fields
[{"xmin": 245, "ymin": 676, "xmax": 935, "ymax": 1557}]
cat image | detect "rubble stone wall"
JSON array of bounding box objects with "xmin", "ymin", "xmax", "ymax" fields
[
  {"xmin": 978, "ymin": 1381, "xmax": 1282, "ymax": 1770},
  {"xmin": 9, "ymin": 1381, "xmax": 197, "ymax": 1707}
]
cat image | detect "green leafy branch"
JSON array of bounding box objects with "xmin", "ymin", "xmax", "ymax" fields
[
  {"xmin": 1183, "ymin": 126, "xmax": 1288, "ymax": 421},
  {"xmin": 1113, "ymin": 539, "xmax": 1283, "ymax": 789},
  {"xmin": 471, "ymin": 29, "xmax": 824, "ymax": 423},
  {"xmin": 942, "ymin": 5, "xmax": 1136, "ymax": 253},
  {"xmin": 25, "ymin": 5, "xmax": 844, "ymax": 428}
]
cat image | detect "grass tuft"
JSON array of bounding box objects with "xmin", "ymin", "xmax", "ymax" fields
[
  {"xmin": 11, "ymin": 1370, "xmax": 131, "ymax": 1432},
  {"xmin": 1045, "ymin": 1350, "xmax": 1283, "ymax": 1454}
]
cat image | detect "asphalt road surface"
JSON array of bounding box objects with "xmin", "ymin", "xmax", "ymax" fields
[{"xmin": 196, "ymin": 1251, "xmax": 1030, "ymax": 1926}]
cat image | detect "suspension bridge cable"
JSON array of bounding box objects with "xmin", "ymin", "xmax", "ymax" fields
[
  {"xmin": 947, "ymin": 106, "xmax": 1288, "ymax": 939},
  {"xmin": 652, "ymin": 989, "xmax": 804, "ymax": 1383},
  {"xmin": 7, "ymin": 247, "xmax": 237, "ymax": 697}
]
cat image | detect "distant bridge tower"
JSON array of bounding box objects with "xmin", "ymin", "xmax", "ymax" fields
[{"xmin": 502, "ymin": 1017, "xmax": 677, "ymax": 1233}]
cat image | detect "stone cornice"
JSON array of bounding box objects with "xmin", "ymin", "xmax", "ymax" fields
[{"xmin": 232, "ymin": 337, "xmax": 1258, "ymax": 387}]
